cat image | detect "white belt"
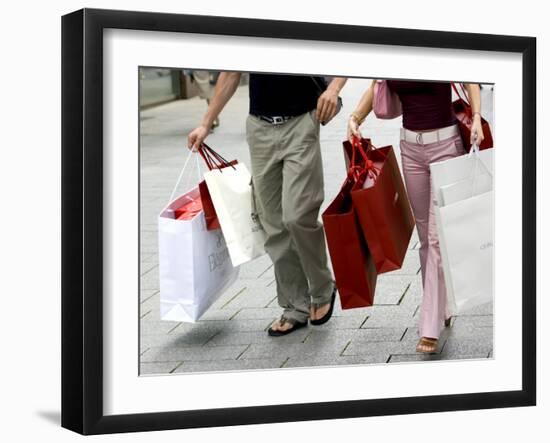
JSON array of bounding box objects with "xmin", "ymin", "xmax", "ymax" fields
[{"xmin": 400, "ymin": 124, "xmax": 459, "ymax": 145}]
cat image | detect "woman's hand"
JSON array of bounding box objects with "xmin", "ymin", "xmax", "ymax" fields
[
  {"xmin": 470, "ymin": 113, "xmax": 485, "ymax": 146},
  {"xmin": 347, "ymin": 115, "xmax": 362, "ymax": 142},
  {"xmin": 187, "ymin": 125, "xmax": 209, "ymax": 151}
]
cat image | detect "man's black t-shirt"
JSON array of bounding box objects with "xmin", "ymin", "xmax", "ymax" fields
[{"xmin": 249, "ymin": 73, "xmax": 325, "ymax": 117}]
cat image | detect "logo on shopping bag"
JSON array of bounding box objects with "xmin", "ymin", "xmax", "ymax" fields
[
  {"xmin": 209, "ymin": 247, "xmax": 230, "ymax": 272},
  {"xmin": 215, "ymin": 232, "xmax": 224, "ymax": 249},
  {"xmin": 480, "ymin": 241, "xmax": 493, "ymax": 250}
]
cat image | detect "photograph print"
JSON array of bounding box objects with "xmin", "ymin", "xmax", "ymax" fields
[{"xmin": 138, "ymin": 68, "xmax": 495, "ymax": 375}]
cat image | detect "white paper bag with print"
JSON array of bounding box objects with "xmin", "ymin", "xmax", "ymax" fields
[
  {"xmin": 158, "ymin": 154, "xmax": 239, "ymax": 323},
  {"xmin": 430, "ymin": 146, "xmax": 494, "ymax": 314},
  {"xmin": 204, "ymin": 163, "xmax": 266, "ymax": 266}
]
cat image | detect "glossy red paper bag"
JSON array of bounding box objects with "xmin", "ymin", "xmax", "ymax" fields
[
  {"xmin": 344, "ymin": 139, "xmax": 415, "ymax": 274},
  {"xmin": 322, "ymin": 173, "xmax": 377, "ymax": 309},
  {"xmin": 175, "ymin": 197, "xmax": 203, "ymax": 220},
  {"xmin": 452, "ymin": 83, "xmax": 493, "ymax": 151},
  {"xmin": 198, "ymin": 180, "xmax": 220, "ymax": 230}
]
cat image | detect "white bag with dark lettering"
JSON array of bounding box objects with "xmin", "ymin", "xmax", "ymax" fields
[
  {"xmin": 430, "ymin": 145, "xmax": 494, "ymax": 314},
  {"xmin": 158, "ymin": 154, "xmax": 238, "ymax": 323}
]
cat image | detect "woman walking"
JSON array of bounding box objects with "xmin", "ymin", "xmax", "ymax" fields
[{"xmin": 347, "ymin": 80, "xmax": 485, "ymax": 353}]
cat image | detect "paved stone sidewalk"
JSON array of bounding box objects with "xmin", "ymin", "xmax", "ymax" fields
[{"xmin": 139, "ymin": 78, "xmax": 494, "ymax": 375}]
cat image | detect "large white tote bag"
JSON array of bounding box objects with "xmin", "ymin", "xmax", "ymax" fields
[
  {"xmin": 204, "ymin": 163, "xmax": 266, "ymax": 267},
  {"xmin": 158, "ymin": 154, "xmax": 239, "ymax": 322},
  {"xmin": 430, "ymin": 145, "xmax": 494, "ymax": 314}
]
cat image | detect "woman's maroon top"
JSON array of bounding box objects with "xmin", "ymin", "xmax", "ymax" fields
[{"xmin": 386, "ymin": 80, "xmax": 456, "ymax": 131}]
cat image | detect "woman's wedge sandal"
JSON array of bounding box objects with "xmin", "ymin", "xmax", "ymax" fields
[
  {"xmin": 267, "ymin": 316, "xmax": 308, "ymax": 337},
  {"xmin": 416, "ymin": 337, "xmax": 439, "ymax": 354}
]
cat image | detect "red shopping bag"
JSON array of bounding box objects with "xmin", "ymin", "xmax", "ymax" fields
[
  {"xmin": 452, "ymin": 83, "xmax": 493, "ymax": 151},
  {"xmin": 322, "ymin": 148, "xmax": 377, "ymax": 309},
  {"xmin": 198, "ymin": 180, "xmax": 220, "ymax": 230},
  {"xmin": 344, "ymin": 138, "xmax": 415, "ymax": 274},
  {"xmin": 174, "ymin": 197, "xmax": 203, "ymax": 220},
  {"xmin": 197, "ymin": 143, "xmax": 238, "ymax": 231}
]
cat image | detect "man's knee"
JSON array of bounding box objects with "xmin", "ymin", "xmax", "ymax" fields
[{"xmin": 282, "ymin": 208, "xmax": 318, "ymax": 231}]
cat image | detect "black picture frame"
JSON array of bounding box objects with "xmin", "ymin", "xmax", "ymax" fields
[{"xmin": 61, "ymin": 8, "xmax": 537, "ymax": 435}]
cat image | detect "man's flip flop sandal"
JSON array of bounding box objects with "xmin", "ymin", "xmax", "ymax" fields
[
  {"xmin": 267, "ymin": 316, "xmax": 308, "ymax": 337},
  {"xmin": 310, "ymin": 287, "xmax": 337, "ymax": 326}
]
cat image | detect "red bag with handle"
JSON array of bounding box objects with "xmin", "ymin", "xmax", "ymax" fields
[
  {"xmin": 197, "ymin": 143, "xmax": 238, "ymax": 231},
  {"xmin": 452, "ymin": 83, "xmax": 493, "ymax": 151},
  {"xmin": 344, "ymin": 137, "xmax": 415, "ymax": 274},
  {"xmin": 322, "ymin": 141, "xmax": 377, "ymax": 309}
]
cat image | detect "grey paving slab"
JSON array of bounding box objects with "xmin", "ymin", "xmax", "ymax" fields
[
  {"xmin": 343, "ymin": 337, "xmax": 440, "ymax": 357},
  {"xmin": 236, "ymin": 255, "xmax": 273, "ymax": 279},
  {"xmin": 284, "ymin": 353, "xmax": 389, "ymax": 368},
  {"xmin": 140, "ymin": 362, "xmax": 181, "ymax": 375},
  {"xmin": 198, "ymin": 308, "xmax": 241, "ymax": 321},
  {"xmin": 141, "ymin": 345, "xmax": 249, "ymax": 363},
  {"xmin": 452, "ymin": 315, "xmax": 494, "ymax": 328},
  {"xmin": 173, "ymin": 358, "xmax": 287, "ymax": 373},
  {"xmin": 439, "ymin": 338, "xmax": 493, "ymax": 358},
  {"xmin": 140, "ymin": 328, "xmax": 218, "ymax": 349},
  {"xmin": 140, "ymin": 320, "xmax": 181, "ymax": 335},
  {"xmin": 306, "ymin": 327, "xmax": 406, "ymax": 346},
  {"xmin": 140, "ymin": 289, "xmax": 158, "ymax": 303},
  {"xmin": 445, "ymin": 323, "xmax": 494, "ymax": 341},
  {"xmin": 361, "ymin": 304, "xmax": 418, "ymax": 329},
  {"xmin": 309, "ymin": 315, "xmax": 367, "ymax": 330},
  {"xmin": 372, "ymin": 275, "xmax": 412, "ymax": 305},
  {"xmin": 209, "ymin": 284, "xmax": 247, "ymax": 310},
  {"xmin": 331, "ymin": 304, "xmax": 372, "ymax": 318},
  {"xmin": 389, "ymin": 250, "xmax": 421, "ymax": 276},
  {"xmin": 240, "ymin": 338, "xmax": 350, "ymax": 361},
  {"xmin": 174, "ymin": 318, "xmax": 272, "ymax": 334},
  {"xmin": 219, "ymin": 286, "xmax": 277, "ymax": 310},
  {"xmin": 399, "ymin": 276, "xmax": 423, "ymax": 308},
  {"xmin": 140, "ymin": 265, "xmax": 160, "ymax": 291},
  {"xmin": 458, "ymin": 302, "xmax": 494, "ymax": 316},
  {"xmin": 206, "ymin": 329, "xmax": 309, "ymax": 346},
  {"xmin": 388, "ymin": 353, "xmax": 489, "ymax": 364},
  {"xmin": 231, "ymin": 307, "xmax": 288, "ymax": 320},
  {"xmin": 140, "ymin": 292, "xmax": 160, "ymax": 316},
  {"xmin": 140, "ymin": 253, "xmax": 157, "ymax": 263},
  {"xmin": 140, "ymin": 262, "xmax": 157, "ymax": 276}
]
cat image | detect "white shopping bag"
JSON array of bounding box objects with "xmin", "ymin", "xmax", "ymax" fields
[
  {"xmin": 204, "ymin": 163, "xmax": 266, "ymax": 266},
  {"xmin": 430, "ymin": 146, "xmax": 494, "ymax": 314},
  {"xmin": 158, "ymin": 155, "xmax": 239, "ymax": 323}
]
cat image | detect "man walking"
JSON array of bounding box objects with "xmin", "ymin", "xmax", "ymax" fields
[{"xmin": 188, "ymin": 72, "xmax": 347, "ymax": 336}]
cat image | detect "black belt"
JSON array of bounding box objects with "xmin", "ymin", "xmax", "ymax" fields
[{"xmin": 253, "ymin": 115, "xmax": 295, "ymax": 125}]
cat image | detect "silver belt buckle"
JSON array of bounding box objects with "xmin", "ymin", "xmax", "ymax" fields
[{"xmin": 272, "ymin": 116, "xmax": 285, "ymax": 125}]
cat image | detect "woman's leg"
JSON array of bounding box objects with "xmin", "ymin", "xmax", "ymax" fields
[
  {"xmin": 418, "ymin": 134, "xmax": 466, "ymax": 339},
  {"xmin": 400, "ymin": 140, "xmax": 439, "ymax": 338}
]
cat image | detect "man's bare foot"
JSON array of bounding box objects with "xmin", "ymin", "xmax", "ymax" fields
[
  {"xmin": 310, "ymin": 303, "xmax": 331, "ymax": 321},
  {"xmin": 267, "ymin": 316, "xmax": 307, "ymax": 337},
  {"xmin": 269, "ymin": 317, "xmax": 295, "ymax": 333},
  {"xmin": 310, "ymin": 289, "xmax": 337, "ymax": 326}
]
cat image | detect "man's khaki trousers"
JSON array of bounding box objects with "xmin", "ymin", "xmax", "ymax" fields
[{"xmin": 246, "ymin": 111, "xmax": 334, "ymax": 323}]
